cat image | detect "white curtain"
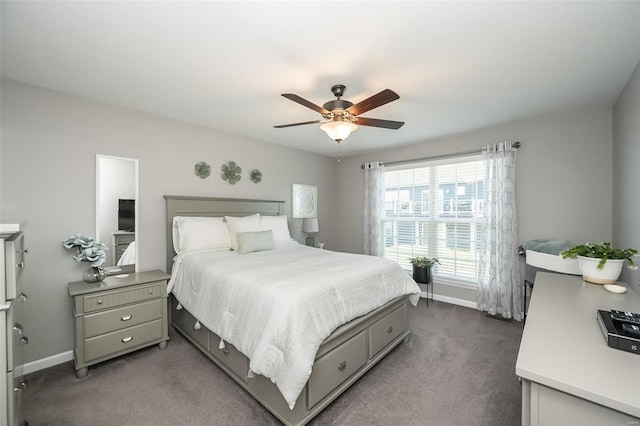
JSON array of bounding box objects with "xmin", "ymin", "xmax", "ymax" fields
[
  {"xmin": 477, "ymin": 142, "xmax": 521, "ymax": 321},
  {"xmin": 363, "ymin": 161, "xmax": 385, "ymax": 256}
]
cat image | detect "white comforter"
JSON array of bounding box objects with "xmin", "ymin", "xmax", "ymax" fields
[{"xmin": 168, "ymin": 242, "xmax": 420, "ymax": 408}]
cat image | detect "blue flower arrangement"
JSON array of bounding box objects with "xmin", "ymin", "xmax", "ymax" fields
[{"xmin": 63, "ymin": 234, "xmax": 108, "ymax": 267}]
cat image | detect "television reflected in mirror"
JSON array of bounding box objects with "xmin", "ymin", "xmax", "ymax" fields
[
  {"xmin": 96, "ymin": 155, "xmax": 138, "ymax": 274},
  {"xmin": 118, "ymin": 199, "xmax": 135, "ymax": 232}
]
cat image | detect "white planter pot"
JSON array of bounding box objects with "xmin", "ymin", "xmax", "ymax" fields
[{"xmin": 577, "ymin": 256, "xmax": 624, "ymax": 285}]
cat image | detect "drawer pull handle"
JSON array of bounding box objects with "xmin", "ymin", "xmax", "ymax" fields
[
  {"xmin": 22, "ymin": 249, "xmax": 29, "ymax": 254},
  {"xmin": 222, "ymin": 348, "xmax": 230, "ymax": 356},
  {"xmin": 121, "ymin": 315, "xmax": 132, "ymax": 321},
  {"xmin": 337, "ymin": 361, "xmax": 347, "ymax": 371},
  {"xmin": 19, "ymin": 292, "xmax": 28, "ymax": 301},
  {"xmin": 387, "ymin": 326, "xmax": 393, "ymax": 333},
  {"xmin": 148, "ymin": 290, "xmax": 153, "ymax": 295},
  {"xmin": 12, "ymin": 324, "xmax": 23, "ymax": 336},
  {"xmin": 13, "ymin": 381, "xmax": 26, "ymax": 393},
  {"xmin": 122, "ymin": 336, "xmax": 133, "ymax": 343},
  {"xmin": 17, "ymin": 261, "xmax": 25, "ymax": 269},
  {"xmin": 97, "ymin": 300, "xmax": 103, "ymax": 305},
  {"xmin": 20, "ymin": 336, "xmax": 29, "ymax": 345}
]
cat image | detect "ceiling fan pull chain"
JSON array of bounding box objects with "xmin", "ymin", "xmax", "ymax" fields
[{"xmin": 337, "ymin": 144, "xmax": 342, "ymax": 162}]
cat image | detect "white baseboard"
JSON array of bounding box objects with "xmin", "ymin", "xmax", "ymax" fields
[
  {"xmin": 22, "ymin": 350, "xmax": 73, "ymax": 375},
  {"xmin": 420, "ymin": 291, "xmax": 477, "ymax": 309}
]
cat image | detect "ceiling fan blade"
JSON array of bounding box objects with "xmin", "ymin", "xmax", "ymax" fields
[
  {"xmin": 347, "ymin": 89, "xmax": 400, "ymax": 116},
  {"xmin": 281, "ymin": 94, "xmax": 329, "ymax": 114},
  {"xmin": 273, "ymin": 120, "xmax": 322, "ymax": 129},
  {"xmin": 356, "ymin": 117, "xmax": 404, "ymax": 129}
]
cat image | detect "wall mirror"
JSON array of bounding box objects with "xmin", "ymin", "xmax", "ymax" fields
[{"xmin": 96, "ymin": 154, "xmax": 139, "ymax": 274}]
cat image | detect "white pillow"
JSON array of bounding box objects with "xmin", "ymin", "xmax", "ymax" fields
[
  {"xmin": 224, "ymin": 214, "xmax": 263, "ymax": 251},
  {"xmin": 237, "ymin": 230, "xmax": 274, "ymax": 254},
  {"xmin": 172, "ymin": 216, "xmax": 231, "ymax": 254},
  {"xmin": 261, "ymin": 215, "xmax": 293, "ymax": 242}
]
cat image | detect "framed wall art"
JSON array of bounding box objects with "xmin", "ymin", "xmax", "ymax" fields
[{"xmin": 292, "ymin": 184, "xmax": 317, "ymax": 218}]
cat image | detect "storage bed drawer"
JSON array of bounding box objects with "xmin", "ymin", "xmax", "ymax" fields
[
  {"xmin": 368, "ymin": 304, "xmax": 407, "ymax": 358},
  {"xmin": 84, "ymin": 319, "xmax": 162, "ymax": 362},
  {"xmin": 307, "ymin": 330, "xmax": 367, "ymax": 408},
  {"xmin": 171, "ymin": 299, "xmax": 210, "ymax": 351},
  {"xmin": 211, "ymin": 340, "xmax": 249, "ymax": 381},
  {"xmin": 83, "ymin": 282, "xmax": 162, "ymax": 313},
  {"xmin": 84, "ymin": 299, "xmax": 162, "ymax": 338}
]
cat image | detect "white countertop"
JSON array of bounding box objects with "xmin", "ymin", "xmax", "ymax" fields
[{"xmin": 516, "ymin": 272, "xmax": 640, "ymax": 417}]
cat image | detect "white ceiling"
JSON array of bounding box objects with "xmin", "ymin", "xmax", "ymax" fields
[{"xmin": 2, "ymin": 1, "xmax": 639, "ymax": 158}]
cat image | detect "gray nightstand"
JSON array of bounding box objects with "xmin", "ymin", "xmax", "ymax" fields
[
  {"xmin": 67, "ymin": 270, "xmax": 170, "ymax": 378},
  {"xmin": 111, "ymin": 231, "xmax": 135, "ymax": 265}
]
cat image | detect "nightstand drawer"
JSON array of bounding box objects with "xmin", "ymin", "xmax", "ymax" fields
[
  {"xmin": 83, "ymin": 282, "xmax": 163, "ymax": 313},
  {"xmin": 307, "ymin": 330, "xmax": 367, "ymax": 408},
  {"xmin": 368, "ymin": 304, "xmax": 406, "ymax": 358},
  {"xmin": 84, "ymin": 299, "xmax": 163, "ymax": 338},
  {"xmin": 115, "ymin": 234, "xmax": 135, "ymax": 245},
  {"xmin": 84, "ymin": 319, "xmax": 163, "ymax": 362}
]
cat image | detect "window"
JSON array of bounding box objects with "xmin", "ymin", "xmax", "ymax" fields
[{"xmin": 382, "ymin": 156, "xmax": 484, "ymax": 284}]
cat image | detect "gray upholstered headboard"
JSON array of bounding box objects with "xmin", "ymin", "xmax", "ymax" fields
[{"xmin": 163, "ymin": 196, "xmax": 284, "ymax": 272}]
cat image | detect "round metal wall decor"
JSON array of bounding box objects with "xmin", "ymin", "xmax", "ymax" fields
[
  {"xmin": 221, "ymin": 161, "xmax": 242, "ymax": 184},
  {"xmin": 194, "ymin": 161, "xmax": 211, "ymax": 179},
  {"xmin": 250, "ymin": 169, "xmax": 262, "ymax": 183}
]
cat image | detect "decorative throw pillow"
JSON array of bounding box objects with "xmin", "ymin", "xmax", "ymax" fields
[
  {"xmin": 224, "ymin": 213, "xmax": 263, "ymax": 251},
  {"xmin": 236, "ymin": 230, "xmax": 275, "ymax": 254}
]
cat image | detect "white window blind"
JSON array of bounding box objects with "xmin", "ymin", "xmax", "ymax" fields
[{"xmin": 382, "ymin": 155, "xmax": 484, "ymax": 284}]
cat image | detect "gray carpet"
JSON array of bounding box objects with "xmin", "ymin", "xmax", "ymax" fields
[{"xmin": 22, "ymin": 301, "xmax": 523, "ymax": 426}]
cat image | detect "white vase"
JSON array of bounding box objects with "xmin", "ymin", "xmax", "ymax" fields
[{"xmin": 577, "ymin": 256, "xmax": 624, "ymax": 285}]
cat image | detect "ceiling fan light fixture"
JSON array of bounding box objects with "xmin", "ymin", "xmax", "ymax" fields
[{"xmin": 320, "ymin": 120, "xmax": 358, "ymax": 143}]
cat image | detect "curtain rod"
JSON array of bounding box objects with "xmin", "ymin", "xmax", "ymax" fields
[{"xmin": 360, "ymin": 141, "xmax": 521, "ymax": 169}]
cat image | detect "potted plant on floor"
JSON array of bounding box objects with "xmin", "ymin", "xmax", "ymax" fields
[
  {"xmin": 409, "ymin": 256, "xmax": 440, "ymax": 284},
  {"xmin": 560, "ymin": 242, "xmax": 638, "ymax": 284}
]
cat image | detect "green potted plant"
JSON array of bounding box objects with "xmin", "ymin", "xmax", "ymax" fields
[
  {"xmin": 560, "ymin": 242, "xmax": 637, "ymax": 285},
  {"xmin": 409, "ymin": 256, "xmax": 440, "ymax": 284}
]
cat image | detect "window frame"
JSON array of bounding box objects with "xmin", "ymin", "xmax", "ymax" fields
[{"xmin": 381, "ymin": 154, "xmax": 485, "ymax": 286}]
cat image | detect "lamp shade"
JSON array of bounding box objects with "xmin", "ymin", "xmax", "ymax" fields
[
  {"xmin": 302, "ymin": 217, "xmax": 319, "ymax": 233},
  {"xmin": 320, "ymin": 120, "xmax": 358, "ymax": 142}
]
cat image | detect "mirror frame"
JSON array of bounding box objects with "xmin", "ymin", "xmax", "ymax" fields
[{"xmin": 96, "ymin": 154, "xmax": 139, "ymax": 273}]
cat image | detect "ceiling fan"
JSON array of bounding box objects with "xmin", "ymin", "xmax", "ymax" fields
[{"xmin": 274, "ymin": 84, "xmax": 404, "ymax": 144}]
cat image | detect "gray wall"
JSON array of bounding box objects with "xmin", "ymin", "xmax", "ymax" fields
[
  {"xmin": 2, "ymin": 73, "xmax": 632, "ymax": 364},
  {"xmin": 334, "ymin": 108, "xmax": 614, "ymax": 302},
  {"xmin": 613, "ymin": 60, "xmax": 640, "ymax": 293},
  {"xmin": 0, "ymin": 78, "xmax": 339, "ymax": 364}
]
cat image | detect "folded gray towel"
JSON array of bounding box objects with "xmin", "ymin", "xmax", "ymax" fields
[{"xmin": 522, "ymin": 239, "xmax": 577, "ymax": 255}]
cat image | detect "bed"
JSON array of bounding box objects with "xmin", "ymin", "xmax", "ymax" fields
[{"xmin": 164, "ymin": 196, "xmax": 421, "ymax": 425}]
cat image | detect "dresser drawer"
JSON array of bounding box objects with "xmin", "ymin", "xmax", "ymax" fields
[
  {"xmin": 211, "ymin": 339, "xmax": 248, "ymax": 381},
  {"xmin": 84, "ymin": 319, "xmax": 163, "ymax": 362},
  {"xmin": 308, "ymin": 330, "xmax": 367, "ymax": 408},
  {"xmin": 368, "ymin": 304, "xmax": 407, "ymax": 358},
  {"xmin": 3, "ymin": 231, "xmax": 25, "ymax": 301},
  {"xmin": 83, "ymin": 282, "xmax": 163, "ymax": 313},
  {"xmin": 84, "ymin": 299, "xmax": 162, "ymax": 338},
  {"xmin": 115, "ymin": 234, "xmax": 135, "ymax": 245}
]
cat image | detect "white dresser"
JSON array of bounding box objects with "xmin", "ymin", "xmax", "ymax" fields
[
  {"xmin": 516, "ymin": 272, "xmax": 640, "ymax": 425},
  {"xmin": 1, "ymin": 230, "xmax": 29, "ymax": 426}
]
